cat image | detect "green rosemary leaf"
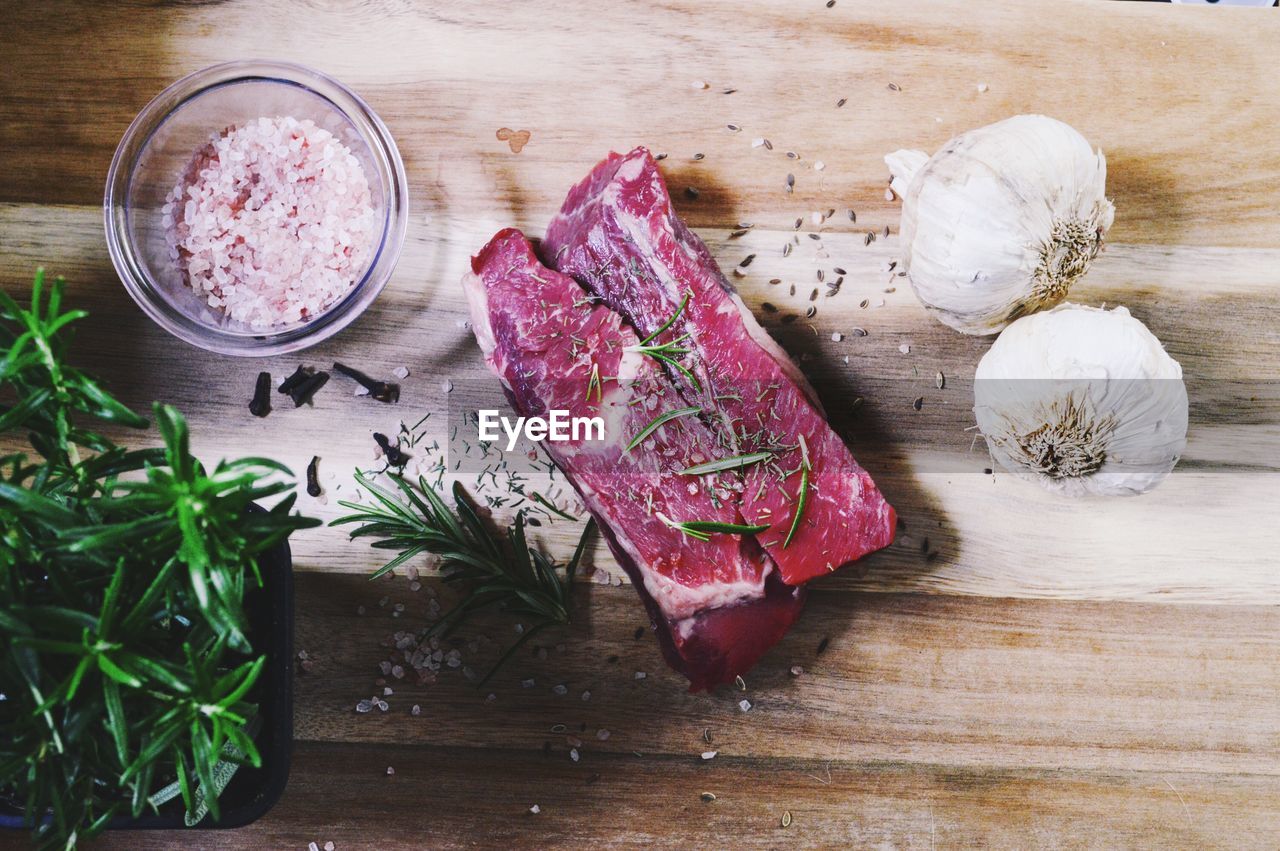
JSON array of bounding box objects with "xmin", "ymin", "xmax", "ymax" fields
[
  {"xmin": 639, "ymin": 291, "xmax": 692, "ymax": 346},
  {"xmin": 334, "ymin": 472, "xmax": 596, "ymax": 683},
  {"xmin": 783, "ymin": 464, "xmax": 811, "ymax": 548},
  {"xmin": 625, "ymin": 405, "xmax": 701, "ymax": 453},
  {"xmin": 531, "ymin": 490, "xmax": 578, "ymax": 521},
  {"xmin": 678, "ymin": 451, "xmax": 774, "ymax": 476},
  {"xmin": 656, "ymin": 512, "xmax": 770, "ymax": 541}
]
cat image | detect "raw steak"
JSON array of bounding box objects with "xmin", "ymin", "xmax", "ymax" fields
[
  {"xmin": 465, "ymin": 228, "xmax": 804, "ymax": 690},
  {"xmin": 543, "ymin": 147, "xmax": 897, "ymax": 584}
]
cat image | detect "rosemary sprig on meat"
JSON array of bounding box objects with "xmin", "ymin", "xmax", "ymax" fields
[
  {"xmin": 678, "ymin": 451, "xmax": 773, "ymax": 476},
  {"xmin": 783, "ymin": 435, "xmax": 813, "ymax": 548},
  {"xmin": 655, "ymin": 512, "xmax": 770, "ymax": 542},
  {"xmin": 332, "ymin": 472, "xmax": 594, "ymax": 684},
  {"xmin": 625, "ymin": 292, "xmax": 702, "ymax": 391},
  {"xmin": 625, "ymin": 406, "xmax": 701, "ymax": 453}
]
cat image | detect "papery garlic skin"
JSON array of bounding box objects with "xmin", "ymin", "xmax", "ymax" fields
[
  {"xmin": 974, "ymin": 304, "xmax": 1187, "ymax": 497},
  {"xmin": 887, "ymin": 115, "xmax": 1116, "ymax": 336}
]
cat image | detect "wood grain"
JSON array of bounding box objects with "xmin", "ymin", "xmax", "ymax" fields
[
  {"xmin": 88, "ymin": 573, "xmax": 1280, "ymax": 850},
  {"xmin": 2, "ymin": 0, "xmax": 1279, "ymax": 848}
]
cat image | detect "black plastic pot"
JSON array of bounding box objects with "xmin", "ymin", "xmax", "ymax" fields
[{"xmin": 0, "ymin": 522, "xmax": 294, "ymax": 833}]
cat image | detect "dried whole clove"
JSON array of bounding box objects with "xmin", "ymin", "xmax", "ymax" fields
[
  {"xmin": 288, "ymin": 371, "xmax": 330, "ymax": 407},
  {"xmin": 306, "ymin": 456, "xmax": 322, "ymax": 497},
  {"xmin": 249, "ymin": 371, "xmax": 272, "ymax": 417},
  {"xmin": 277, "ymin": 365, "xmax": 330, "ymax": 406},
  {"xmin": 374, "ymin": 432, "xmax": 409, "ymax": 467},
  {"xmin": 277, "ymin": 365, "xmax": 311, "ymax": 395},
  {"xmin": 334, "ymin": 362, "xmax": 400, "ymax": 403}
]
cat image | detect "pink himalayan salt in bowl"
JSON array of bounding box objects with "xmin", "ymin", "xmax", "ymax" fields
[{"xmin": 106, "ymin": 61, "xmax": 407, "ymax": 356}]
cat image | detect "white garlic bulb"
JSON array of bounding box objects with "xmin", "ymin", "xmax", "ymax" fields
[
  {"xmin": 974, "ymin": 303, "xmax": 1187, "ymax": 497},
  {"xmin": 886, "ymin": 115, "xmax": 1116, "ymax": 335}
]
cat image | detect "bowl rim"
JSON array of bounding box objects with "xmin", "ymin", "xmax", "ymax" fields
[{"xmin": 104, "ymin": 59, "xmax": 409, "ymax": 357}]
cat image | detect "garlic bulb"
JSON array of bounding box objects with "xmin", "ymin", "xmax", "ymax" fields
[
  {"xmin": 974, "ymin": 303, "xmax": 1187, "ymax": 497},
  {"xmin": 886, "ymin": 115, "xmax": 1115, "ymax": 335}
]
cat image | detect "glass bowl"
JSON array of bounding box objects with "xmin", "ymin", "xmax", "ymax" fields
[{"xmin": 104, "ymin": 60, "xmax": 408, "ymax": 356}]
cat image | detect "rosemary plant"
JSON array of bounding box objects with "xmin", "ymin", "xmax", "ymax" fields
[
  {"xmin": 333, "ymin": 471, "xmax": 594, "ymax": 684},
  {"xmin": 0, "ymin": 271, "xmax": 319, "ymax": 849}
]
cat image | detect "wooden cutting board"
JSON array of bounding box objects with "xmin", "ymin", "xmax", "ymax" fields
[{"xmin": 2, "ymin": 1, "xmax": 1277, "ymax": 847}]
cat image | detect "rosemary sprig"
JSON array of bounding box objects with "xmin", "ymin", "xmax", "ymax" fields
[
  {"xmin": 1, "ymin": 270, "xmax": 318, "ymax": 850},
  {"xmin": 638, "ymin": 291, "xmax": 690, "ymax": 346},
  {"xmin": 332, "ymin": 472, "xmax": 594, "ymax": 685},
  {"xmin": 626, "ymin": 292, "xmax": 703, "ymax": 391},
  {"xmin": 655, "ymin": 512, "xmax": 770, "ymax": 542},
  {"xmin": 783, "ymin": 436, "xmax": 813, "ymax": 548},
  {"xmin": 531, "ymin": 490, "xmax": 578, "ymax": 521},
  {"xmin": 679, "ymin": 451, "xmax": 773, "ymax": 476},
  {"xmin": 625, "ymin": 406, "xmax": 701, "ymax": 453}
]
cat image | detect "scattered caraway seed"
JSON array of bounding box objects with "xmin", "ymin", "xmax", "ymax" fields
[
  {"xmin": 723, "ymin": 87, "xmax": 736, "ymax": 94},
  {"xmin": 692, "ymin": 152, "xmax": 705, "ymax": 160},
  {"xmin": 808, "ymin": 233, "xmax": 821, "ymax": 241},
  {"xmin": 654, "ymin": 152, "xmax": 667, "ymax": 161},
  {"xmin": 785, "ymin": 174, "xmax": 795, "ymax": 193},
  {"xmin": 781, "ymin": 314, "xmax": 798, "ymax": 325},
  {"xmin": 735, "ymin": 675, "xmax": 747, "ymax": 691},
  {"xmin": 249, "ymin": 371, "xmax": 272, "ymax": 417},
  {"xmin": 769, "ymin": 278, "xmax": 781, "ymax": 285},
  {"xmin": 306, "ymin": 456, "xmax": 322, "ymax": 496},
  {"xmin": 887, "ymin": 82, "xmax": 901, "ymax": 91},
  {"xmin": 809, "ymin": 288, "xmax": 819, "ymax": 302},
  {"xmin": 762, "ymin": 302, "xmax": 778, "ymax": 313},
  {"xmin": 848, "ymin": 209, "xmax": 857, "ymax": 222},
  {"xmin": 936, "ymin": 371, "xmax": 946, "ymax": 389},
  {"xmin": 860, "ymin": 299, "xmax": 870, "ymax": 309},
  {"xmin": 805, "ymin": 306, "xmax": 817, "ymax": 319},
  {"xmin": 685, "ymin": 186, "xmax": 700, "ymax": 200},
  {"xmin": 634, "ymin": 626, "xmax": 646, "ymax": 639},
  {"xmin": 701, "ymin": 792, "xmax": 717, "ymax": 802},
  {"xmin": 729, "ymin": 228, "xmax": 749, "ymax": 239},
  {"xmin": 739, "ymin": 253, "xmax": 756, "ymax": 267},
  {"xmin": 833, "ymin": 266, "xmax": 847, "ymax": 275},
  {"xmin": 913, "ymin": 396, "xmax": 924, "ymax": 411},
  {"xmin": 786, "ymin": 151, "xmax": 799, "ymax": 160},
  {"xmin": 883, "ymin": 225, "xmax": 891, "ymax": 238},
  {"xmin": 836, "ymin": 97, "xmax": 847, "ymax": 108},
  {"xmin": 726, "ymin": 123, "xmax": 741, "ymax": 132},
  {"xmin": 817, "ymin": 636, "xmax": 831, "ymax": 654},
  {"xmin": 333, "ymin": 361, "xmax": 399, "ymax": 403},
  {"xmin": 373, "ymin": 432, "xmax": 408, "ymax": 467},
  {"xmin": 782, "ymin": 811, "xmax": 794, "ymax": 828}
]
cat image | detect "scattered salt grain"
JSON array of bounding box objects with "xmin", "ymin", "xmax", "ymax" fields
[
  {"xmin": 739, "ymin": 699, "xmax": 752, "ymax": 712},
  {"xmin": 977, "ymin": 82, "xmax": 989, "ymax": 93},
  {"xmin": 309, "ymin": 843, "xmax": 320, "ymax": 851},
  {"xmin": 529, "ymin": 804, "xmax": 541, "ymax": 814},
  {"xmin": 162, "ymin": 116, "xmax": 376, "ymax": 330},
  {"xmin": 552, "ymin": 684, "xmax": 568, "ymax": 696},
  {"xmin": 581, "ymin": 690, "xmax": 592, "ymax": 702},
  {"xmin": 701, "ymin": 751, "xmax": 718, "ymax": 760},
  {"xmin": 634, "ymin": 671, "xmax": 647, "ymax": 680},
  {"xmin": 324, "ymin": 843, "xmax": 335, "ymax": 851},
  {"xmin": 392, "ymin": 366, "xmax": 410, "ymax": 379},
  {"xmin": 411, "ymin": 704, "xmax": 421, "ymax": 716},
  {"xmin": 386, "ymin": 766, "xmax": 395, "ymax": 776},
  {"xmin": 831, "ymin": 332, "xmax": 843, "ymax": 342},
  {"xmin": 570, "ymin": 748, "xmax": 580, "ymax": 763},
  {"xmin": 814, "ymin": 160, "xmax": 825, "ymax": 171},
  {"xmin": 597, "ymin": 729, "xmax": 611, "ymax": 740},
  {"xmin": 355, "ymin": 699, "xmax": 372, "ymax": 714},
  {"xmin": 691, "ymin": 80, "xmax": 709, "ymax": 89},
  {"xmin": 899, "ymin": 343, "xmax": 911, "ymax": 355},
  {"xmin": 522, "ymin": 678, "xmax": 536, "ymax": 688}
]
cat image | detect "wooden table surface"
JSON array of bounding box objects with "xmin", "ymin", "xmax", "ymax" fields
[{"xmin": 3, "ymin": 1, "xmax": 1279, "ymax": 847}]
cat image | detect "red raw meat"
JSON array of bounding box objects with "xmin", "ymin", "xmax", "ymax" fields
[
  {"xmin": 542, "ymin": 147, "xmax": 896, "ymax": 584},
  {"xmin": 464, "ymin": 229, "xmax": 804, "ymax": 690}
]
